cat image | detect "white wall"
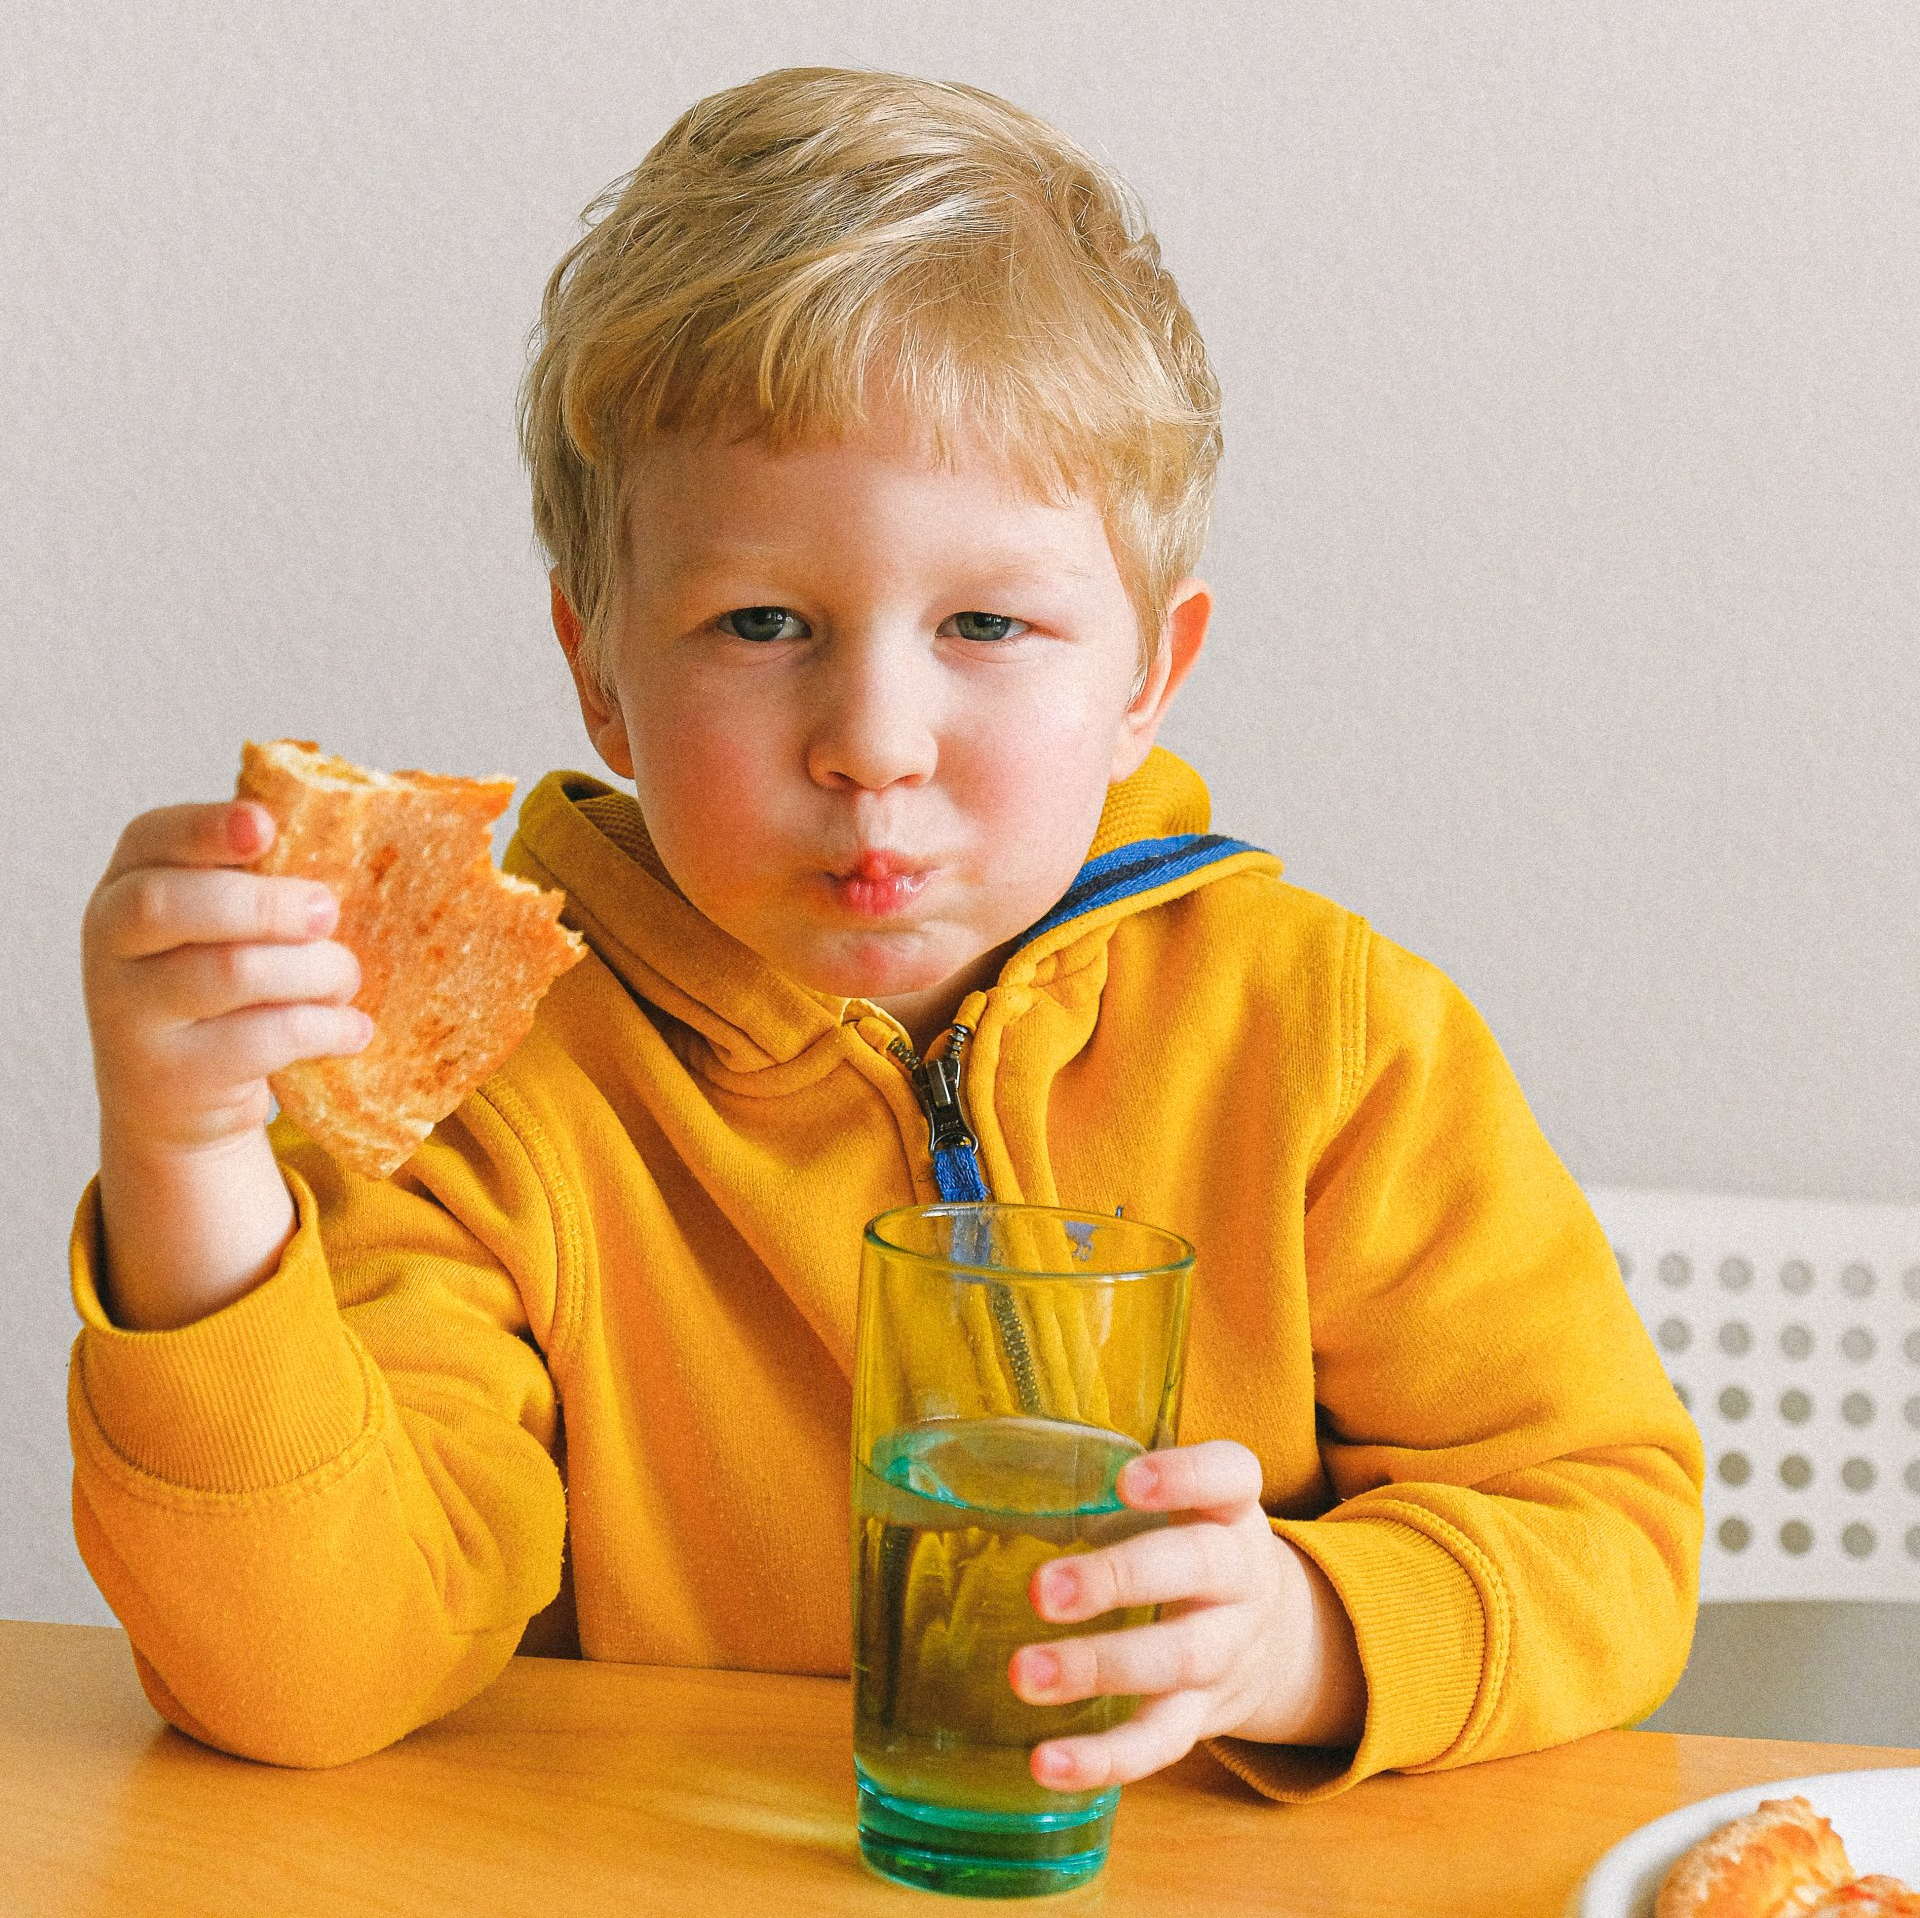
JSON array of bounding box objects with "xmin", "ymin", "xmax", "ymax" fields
[{"xmin": 5, "ymin": 5, "xmax": 1916, "ymax": 1630}]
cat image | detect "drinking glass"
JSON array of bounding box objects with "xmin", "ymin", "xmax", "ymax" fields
[{"xmin": 850, "ymin": 1201, "xmax": 1194, "ymax": 1897}]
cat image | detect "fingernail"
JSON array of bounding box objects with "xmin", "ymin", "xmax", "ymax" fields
[
  {"xmin": 229, "ymin": 806, "xmax": 264, "ymax": 855},
  {"xmin": 307, "ymin": 891, "xmax": 339, "ymax": 934},
  {"xmin": 1021, "ymin": 1649, "xmax": 1061, "ymax": 1695},
  {"xmin": 1124, "ymin": 1458, "xmax": 1159, "ymax": 1501},
  {"xmin": 1037, "ymin": 1563, "xmax": 1077, "ymax": 1612},
  {"xmin": 1033, "ymin": 1745, "xmax": 1074, "ymax": 1785},
  {"xmin": 347, "ymin": 1009, "xmax": 376, "ymax": 1049}
]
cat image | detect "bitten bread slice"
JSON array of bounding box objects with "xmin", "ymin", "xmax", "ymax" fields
[
  {"xmin": 1656, "ymin": 1798, "xmax": 1856, "ymax": 1918},
  {"xmin": 239, "ymin": 739, "xmax": 584, "ymax": 1179}
]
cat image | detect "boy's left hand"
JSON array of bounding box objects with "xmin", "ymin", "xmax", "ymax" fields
[{"xmin": 1010, "ymin": 1439, "xmax": 1367, "ymax": 1792}]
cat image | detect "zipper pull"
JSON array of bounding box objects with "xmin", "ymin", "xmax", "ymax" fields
[{"xmin": 909, "ymin": 1024, "xmax": 976, "ymax": 1155}]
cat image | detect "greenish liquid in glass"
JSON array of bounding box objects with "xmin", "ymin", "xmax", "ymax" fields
[{"xmin": 852, "ymin": 1416, "xmax": 1157, "ymax": 1896}]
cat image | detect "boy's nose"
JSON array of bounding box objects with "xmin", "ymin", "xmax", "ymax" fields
[{"xmin": 803, "ymin": 633, "xmax": 938, "ymax": 793}]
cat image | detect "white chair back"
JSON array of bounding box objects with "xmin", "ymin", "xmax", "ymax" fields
[{"xmin": 1589, "ymin": 1187, "xmax": 1920, "ymax": 1602}]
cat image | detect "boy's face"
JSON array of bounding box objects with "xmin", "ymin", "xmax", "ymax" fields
[{"xmin": 556, "ymin": 416, "xmax": 1206, "ymax": 1042}]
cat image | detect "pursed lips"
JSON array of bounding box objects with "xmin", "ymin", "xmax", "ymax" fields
[{"xmin": 826, "ymin": 849, "xmax": 934, "ymax": 919}]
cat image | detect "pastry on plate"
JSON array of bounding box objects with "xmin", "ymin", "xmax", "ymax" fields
[
  {"xmin": 1805, "ymin": 1881, "xmax": 1920, "ymax": 1917},
  {"xmin": 1655, "ymin": 1796, "xmax": 1855, "ymax": 1918},
  {"xmin": 1656, "ymin": 1794, "xmax": 1920, "ymax": 1918}
]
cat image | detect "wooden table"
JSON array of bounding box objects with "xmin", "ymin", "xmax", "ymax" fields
[{"xmin": 3, "ymin": 1620, "xmax": 1914, "ymax": 1916}]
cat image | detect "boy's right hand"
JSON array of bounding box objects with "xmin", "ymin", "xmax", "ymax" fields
[
  {"xmin": 81, "ymin": 800, "xmax": 373, "ymax": 1330},
  {"xmin": 84, "ymin": 800, "xmax": 372, "ymax": 1151}
]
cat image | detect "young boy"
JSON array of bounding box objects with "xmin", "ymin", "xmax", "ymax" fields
[{"xmin": 72, "ymin": 68, "xmax": 1701, "ymax": 1804}]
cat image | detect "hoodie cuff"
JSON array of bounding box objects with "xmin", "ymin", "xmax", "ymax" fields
[
  {"xmin": 69, "ymin": 1169, "xmax": 372, "ymax": 1494},
  {"xmin": 1203, "ymin": 1506, "xmax": 1494, "ymax": 1803}
]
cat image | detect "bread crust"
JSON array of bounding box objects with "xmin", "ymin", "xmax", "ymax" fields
[
  {"xmin": 1656, "ymin": 1797, "xmax": 1855, "ymax": 1918},
  {"xmin": 239, "ymin": 740, "xmax": 584, "ymax": 1179}
]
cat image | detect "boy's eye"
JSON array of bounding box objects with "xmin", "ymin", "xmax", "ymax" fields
[
  {"xmin": 944, "ymin": 611, "xmax": 1028, "ymax": 643},
  {"xmin": 718, "ymin": 606, "xmax": 809, "ymax": 643}
]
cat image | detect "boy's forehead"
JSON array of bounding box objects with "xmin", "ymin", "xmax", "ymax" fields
[{"xmin": 622, "ymin": 426, "xmax": 1114, "ymax": 583}]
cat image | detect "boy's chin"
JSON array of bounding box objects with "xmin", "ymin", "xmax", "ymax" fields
[{"xmin": 789, "ymin": 935, "xmax": 982, "ymax": 1005}]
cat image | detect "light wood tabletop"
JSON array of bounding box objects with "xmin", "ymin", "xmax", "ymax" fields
[{"xmin": 3, "ymin": 1619, "xmax": 1915, "ymax": 1916}]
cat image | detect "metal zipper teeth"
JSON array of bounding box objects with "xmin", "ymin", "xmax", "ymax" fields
[{"xmin": 889, "ymin": 1024, "xmax": 1041, "ymax": 1416}]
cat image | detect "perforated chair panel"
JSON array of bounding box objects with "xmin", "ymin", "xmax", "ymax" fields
[{"xmin": 1589, "ymin": 1187, "xmax": 1920, "ymax": 1601}]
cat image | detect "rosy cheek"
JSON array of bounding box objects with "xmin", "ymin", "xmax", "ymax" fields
[
  {"xmin": 630, "ymin": 712, "xmax": 780, "ymax": 881},
  {"xmin": 952, "ymin": 704, "xmax": 1112, "ymax": 850}
]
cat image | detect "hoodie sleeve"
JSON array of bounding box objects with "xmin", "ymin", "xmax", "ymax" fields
[
  {"xmin": 66, "ymin": 1090, "xmax": 568, "ymax": 1768},
  {"xmin": 1209, "ymin": 924, "xmax": 1704, "ymax": 1802}
]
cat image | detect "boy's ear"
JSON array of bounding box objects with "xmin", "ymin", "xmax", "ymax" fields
[
  {"xmin": 551, "ymin": 573, "xmax": 635, "ymax": 780},
  {"xmin": 1110, "ymin": 577, "xmax": 1209, "ymax": 782}
]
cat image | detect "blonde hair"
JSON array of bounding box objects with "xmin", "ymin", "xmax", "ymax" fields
[{"xmin": 519, "ymin": 68, "xmax": 1221, "ymax": 679}]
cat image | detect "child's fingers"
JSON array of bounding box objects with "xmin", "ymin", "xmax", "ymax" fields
[
  {"xmin": 134, "ymin": 938, "xmax": 362, "ymax": 1024},
  {"xmin": 1032, "ymin": 1519, "xmax": 1255, "ymax": 1623},
  {"xmin": 1011, "ymin": 1607, "xmax": 1240, "ymax": 1708},
  {"xmin": 1029, "ymin": 1688, "xmax": 1210, "ymax": 1795},
  {"xmin": 171, "ymin": 1000, "xmax": 376, "ymax": 1085},
  {"xmin": 1117, "ymin": 1439, "xmax": 1264, "ymax": 1519},
  {"xmin": 92, "ymin": 867, "xmax": 339, "ymax": 961},
  {"xmin": 95, "ymin": 1000, "xmax": 374, "ymax": 1151},
  {"xmin": 101, "ymin": 801, "xmax": 275, "ymax": 881}
]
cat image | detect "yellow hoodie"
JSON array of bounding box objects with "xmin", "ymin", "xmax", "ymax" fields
[{"xmin": 67, "ymin": 749, "xmax": 1702, "ymax": 1802}]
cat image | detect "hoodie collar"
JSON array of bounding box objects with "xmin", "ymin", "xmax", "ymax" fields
[{"xmin": 505, "ymin": 746, "xmax": 1275, "ymax": 1074}]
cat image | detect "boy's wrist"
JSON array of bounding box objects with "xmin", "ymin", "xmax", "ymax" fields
[
  {"xmin": 1230, "ymin": 1534, "xmax": 1367, "ymax": 1751},
  {"xmin": 96, "ymin": 1123, "xmax": 297, "ymax": 1332}
]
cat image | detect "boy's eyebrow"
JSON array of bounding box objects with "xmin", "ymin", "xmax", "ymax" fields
[{"xmin": 640, "ymin": 540, "xmax": 1105, "ymax": 593}]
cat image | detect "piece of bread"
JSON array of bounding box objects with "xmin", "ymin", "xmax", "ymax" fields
[
  {"xmin": 1656, "ymin": 1797, "xmax": 1856, "ymax": 1918},
  {"xmin": 239, "ymin": 739, "xmax": 584, "ymax": 1179}
]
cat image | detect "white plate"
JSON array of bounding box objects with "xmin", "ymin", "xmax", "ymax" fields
[{"xmin": 1574, "ymin": 1767, "xmax": 1920, "ymax": 1918}]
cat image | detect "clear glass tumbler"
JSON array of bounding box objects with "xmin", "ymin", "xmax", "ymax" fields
[{"xmin": 851, "ymin": 1201, "xmax": 1195, "ymax": 1897}]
